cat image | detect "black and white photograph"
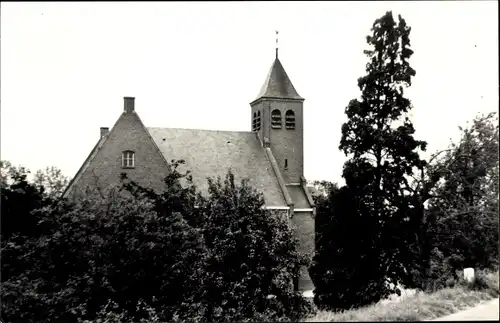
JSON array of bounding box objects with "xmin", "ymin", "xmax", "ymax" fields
[{"xmin": 1, "ymin": 1, "xmax": 498, "ymax": 322}]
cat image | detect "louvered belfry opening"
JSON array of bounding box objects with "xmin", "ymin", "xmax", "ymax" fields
[
  {"xmin": 285, "ymin": 110, "xmax": 295, "ymax": 129},
  {"xmin": 271, "ymin": 109, "xmax": 282, "ymax": 129},
  {"xmin": 252, "ymin": 111, "xmax": 262, "ymax": 132}
]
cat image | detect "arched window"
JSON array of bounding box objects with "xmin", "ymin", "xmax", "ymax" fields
[
  {"xmin": 271, "ymin": 109, "xmax": 282, "ymax": 129},
  {"xmin": 252, "ymin": 112, "xmax": 257, "ymax": 131},
  {"xmin": 256, "ymin": 111, "xmax": 261, "ymax": 131},
  {"xmin": 122, "ymin": 150, "xmax": 135, "ymax": 168},
  {"xmin": 285, "ymin": 110, "xmax": 295, "ymax": 130}
]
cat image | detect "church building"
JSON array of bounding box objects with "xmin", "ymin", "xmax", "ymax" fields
[{"xmin": 63, "ymin": 48, "xmax": 316, "ymax": 292}]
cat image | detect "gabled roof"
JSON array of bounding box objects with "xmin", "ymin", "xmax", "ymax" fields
[
  {"xmin": 253, "ymin": 57, "xmax": 304, "ymax": 103},
  {"xmin": 147, "ymin": 127, "xmax": 287, "ymax": 207},
  {"xmin": 62, "ymin": 110, "xmax": 172, "ymax": 199},
  {"xmin": 62, "ymin": 134, "xmax": 108, "ymax": 198}
]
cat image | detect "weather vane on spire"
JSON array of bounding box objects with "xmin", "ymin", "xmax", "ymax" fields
[{"xmin": 275, "ymin": 30, "xmax": 279, "ymax": 58}]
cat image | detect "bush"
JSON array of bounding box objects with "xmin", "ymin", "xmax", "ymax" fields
[
  {"xmin": 311, "ymin": 185, "xmax": 394, "ymax": 311},
  {"xmin": 1, "ymin": 161, "xmax": 312, "ymax": 322},
  {"xmin": 460, "ymin": 268, "xmax": 499, "ymax": 297},
  {"xmin": 2, "ymin": 188, "xmax": 207, "ymax": 322},
  {"xmin": 0, "ymin": 161, "xmax": 51, "ymax": 242},
  {"xmin": 194, "ymin": 171, "xmax": 312, "ymax": 321}
]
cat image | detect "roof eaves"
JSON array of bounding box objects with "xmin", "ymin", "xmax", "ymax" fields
[
  {"xmin": 250, "ymin": 96, "xmax": 305, "ymax": 106},
  {"xmin": 62, "ymin": 133, "xmax": 109, "ymax": 198}
]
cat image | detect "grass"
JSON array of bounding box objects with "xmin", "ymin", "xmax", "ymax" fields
[{"xmin": 305, "ymin": 269, "xmax": 499, "ymax": 322}]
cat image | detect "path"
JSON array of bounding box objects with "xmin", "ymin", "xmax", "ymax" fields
[{"xmin": 432, "ymin": 298, "xmax": 499, "ymax": 321}]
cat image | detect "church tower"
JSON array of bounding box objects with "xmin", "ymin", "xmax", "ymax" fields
[
  {"xmin": 250, "ymin": 38, "xmax": 316, "ymax": 293},
  {"xmin": 250, "ymin": 43, "xmax": 305, "ymax": 185}
]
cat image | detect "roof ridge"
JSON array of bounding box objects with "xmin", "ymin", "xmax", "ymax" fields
[{"xmin": 147, "ymin": 127, "xmax": 252, "ymax": 134}]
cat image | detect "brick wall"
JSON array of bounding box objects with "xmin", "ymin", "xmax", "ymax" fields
[
  {"xmin": 69, "ymin": 108, "xmax": 170, "ymax": 198},
  {"xmin": 251, "ymin": 99, "xmax": 304, "ymax": 184}
]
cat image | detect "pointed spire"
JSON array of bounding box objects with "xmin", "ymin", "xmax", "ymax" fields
[{"xmin": 252, "ymin": 33, "xmax": 303, "ymax": 104}]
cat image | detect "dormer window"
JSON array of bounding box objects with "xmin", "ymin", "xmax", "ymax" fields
[
  {"xmin": 285, "ymin": 110, "xmax": 295, "ymax": 130},
  {"xmin": 122, "ymin": 151, "xmax": 135, "ymax": 168},
  {"xmin": 271, "ymin": 109, "xmax": 282, "ymax": 129}
]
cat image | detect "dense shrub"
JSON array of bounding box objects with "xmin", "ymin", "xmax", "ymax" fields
[
  {"xmin": 311, "ymin": 184, "xmax": 394, "ymax": 310},
  {"xmin": 0, "ymin": 161, "xmax": 51, "ymax": 241},
  {"xmin": 122, "ymin": 167, "xmax": 314, "ymax": 321},
  {"xmin": 2, "ymin": 188, "xmax": 207, "ymax": 322},
  {"xmin": 199, "ymin": 173, "xmax": 312, "ymax": 321},
  {"xmin": 1, "ymin": 160, "xmax": 312, "ymax": 322}
]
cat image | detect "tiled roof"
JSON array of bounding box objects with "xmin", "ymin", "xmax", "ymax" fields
[
  {"xmin": 286, "ymin": 185, "xmax": 312, "ymax": 209},
  {"xmin": 147, "ymin": 127, "xmax": 287, "ymax": 206},
  {"xmin": 254, "ymin": 57, "xmax": 304, "ymax": 102}
]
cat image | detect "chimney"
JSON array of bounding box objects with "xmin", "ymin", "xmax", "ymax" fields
[
  {"xmin": 100, "ymin": 127, "xmax": 109, "ymax": 138},
  {"xmin": 124, "ymin": 97, "xmax": 135, "ymax": 113}
]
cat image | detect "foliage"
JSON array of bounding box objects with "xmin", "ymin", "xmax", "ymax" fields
[
  {"xmin": 1, "ymin": 160, "xmax": 312, "ymax": 323},
  {"xmin": 2, "ymin": 180, "xmax": 207, "ymax": 322},
  {"xmin": 310, "ymin": 180, "xmax": 338, "ymax": 205},
  {"xmin": 311, "ymin": 184, "xmax": 394, "ymax": 309},
  {"xmin": 199, "ymin": 172, "xmax": 311, "ymax": 321},
  {"xmin": 0, "ymin": 161, "xmax": 56, "ymax": 241},
  {"xmin": 307, "ymin": 269, "xmax": 499, "ymax": 322},
  {"xmin": 312, "ymin": 10, "xmax": 427, "ymax": 310},
  {"xmin": 32, "ymin": 166, "xmax": 70, "ymax": 199},
  {"xmin": 416, "ymin": 112, "xmax": 500, "ymax": 290}
]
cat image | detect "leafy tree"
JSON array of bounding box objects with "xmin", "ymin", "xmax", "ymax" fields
[
  {"xmin": 199, "ymin": 171, "xmax": 311, "ymax": 321},
  {"xmin": 2, "ymin": 160, "xmax": 313, "ymax": 322},
  {"xmin": 32, "ymin": 166, "xmax": 69, "ymax": 199},
  {"xmin": 309, "ymin": 181, "xmax": 338, "ymax": 249},
  {"xmin": 0, "ymin": 161, "xmax": 51, "ymax": 240},
  {"xmin": 418, "ymin": 112, "xmax": 499, "ymax": 289},
  {"xmin": 340, "ymin": 9, "xmax": 428, "ymax": 287},
  {"xmin": 310, "ymin": 180, "xmax": 337, "ymax": 204},
  {"xmin": 313, "ymin": 11, "xmax": 427, "ymax": 309},
  {"xmin": 395, "ymin": 111, "xmax": 499, "ymax": 291},
  {"xmin": 1, "ymin": 162, "xmax": 208, "ymax": 323}
]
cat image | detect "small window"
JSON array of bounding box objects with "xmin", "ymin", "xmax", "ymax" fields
[
  {"xmin": 284, "ymin": 159, "xmax": 288, "ymax": 170},
  {"xmin": 256, "ymin": 111, "xmax": 261, "ymax": 131},
  {"xmin": 271, "ymin": 109, "xmax": 282, "ymax": 129},
  {"xmin": 122, "ymin": 151, "xmax": 135, "ymax": 168},
  {"xmin": 285, "ymin": 110, "xmax": 295, "ymax": 130}
]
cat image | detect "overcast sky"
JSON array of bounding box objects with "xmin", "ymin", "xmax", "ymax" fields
[{"xmin": 1, "ymin": 1, "xmax": 498, "ymax": 184}]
